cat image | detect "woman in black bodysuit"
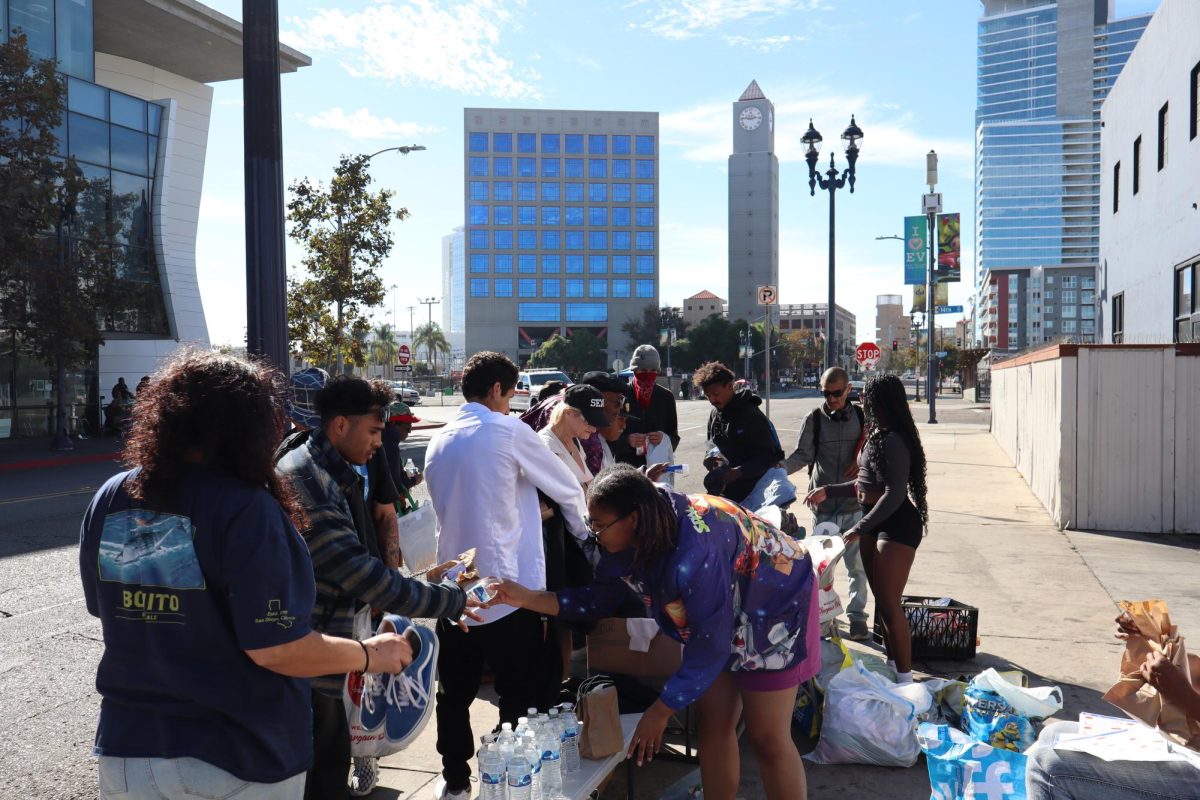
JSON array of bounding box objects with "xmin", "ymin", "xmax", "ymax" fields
[{"xmin": 804, "ymin": 375, "xmax": 928, "ymax": 682}]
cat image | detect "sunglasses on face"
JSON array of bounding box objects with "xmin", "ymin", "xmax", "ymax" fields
[{"xmin": 821, "ymin": 387, "xmax": 846, "ymax": 398}]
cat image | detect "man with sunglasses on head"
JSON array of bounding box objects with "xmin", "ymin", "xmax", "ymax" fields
[{"xmin": 784, "ymin": 366, "xmax": 871, "ymax": 641}]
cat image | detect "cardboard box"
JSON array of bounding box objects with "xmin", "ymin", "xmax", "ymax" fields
[{"xmin": 586, "ymin": 617, "xmax": 682, "ymax": 685}]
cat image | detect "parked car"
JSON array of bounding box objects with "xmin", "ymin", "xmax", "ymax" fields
[
  {"xmin": 509, "ymin": 369, "xmax": 572, "ymax": 412},
  {"xmin": 387, "ymin": 380, "xmax": 421, "ymax": 405},
  {"xmin": 848, "ymin": 379, "xmax": 865, "ymax": 402}
]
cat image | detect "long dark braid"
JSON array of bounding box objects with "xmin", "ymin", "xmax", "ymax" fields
[
  {"xmin": 587, "ymin": 464, "xmax": 678, "ymax": 569},
  {"xmin": 861, "ymin": 375, "xmax": 928, "ymax": 527}
]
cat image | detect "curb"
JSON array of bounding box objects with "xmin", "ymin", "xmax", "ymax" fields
[{"xmin": 0, "ymin": 451, "xmax": 122, "ymax": 473}]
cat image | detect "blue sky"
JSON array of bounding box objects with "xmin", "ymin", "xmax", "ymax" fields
[{"xmin": 195, "ymin": 0, "xmax": 1161, "ymax": 346}]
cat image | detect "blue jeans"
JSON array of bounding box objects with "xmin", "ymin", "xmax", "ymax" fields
[
  {"xmin": 1026, "ymin": 722, "xmax": 1200, "ymax": 800},
  {"xmin": 813, "ymin": 506, "xmax": 868, "ymax": 624},
  {"xmin": 99, "ymin": 756, "xmax": 306, "ymax": 799}
]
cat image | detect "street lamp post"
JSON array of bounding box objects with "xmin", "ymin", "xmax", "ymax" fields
[
  {"xmin": 803, "ymin": 116, "xmax": 863, "ymax": 371},
  {"xmin": 418, "ymin": 297, "xmax": 440, "ymax": 373},
  {"xmin": 49, "ymin": 166, "xmax": 81, "ymax": 451}
]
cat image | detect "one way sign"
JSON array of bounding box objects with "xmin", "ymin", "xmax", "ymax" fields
[{"xmin": 757, "ymin": 285, "xmax": 778, "ymax": 306}]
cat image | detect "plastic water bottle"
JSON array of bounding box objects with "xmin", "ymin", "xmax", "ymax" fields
[
  {"xmin": 522, "ymin": 733, "xmax": 542, "ymax": 800},
  {"xmin": 404, "ymin": 458, "xmax": 418, "ymax": 478},
  {"xmin": 665, "ymin": 463, "xmax": 690, "ymax": 476},
  {"xmin": 507, "ymin": 748, "xmax": 533, "ymax": 800},
  {"xmin": 515, "ymin": 716, "xmax": 530, "ymax": 737},
  {"xmin": 538, "ymin": 718, "xmax": 563, "ymax": 799},
  {"xmin": 497, "ymin": 723, "xmax": 516, "ymax": 770},
  {"xmin": 559, "ymin": 703, "xmax": 580, "ymax": 774},
  {"xmin": 477, "ymin": 745, "xmax": 506, "ymax": 800}
]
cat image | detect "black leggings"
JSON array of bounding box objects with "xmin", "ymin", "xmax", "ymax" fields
[{"xmin": 861, "ymin": 498, "xmax": 923, "ymax": 549}]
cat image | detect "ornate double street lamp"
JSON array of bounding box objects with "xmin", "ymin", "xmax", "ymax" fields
[{"xmin": 802, "ymin": 116, "xmax": 863, "ymax": 370}]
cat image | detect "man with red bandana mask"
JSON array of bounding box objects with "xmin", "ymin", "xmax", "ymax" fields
[{"xmin": 616, "ymin": 344, "xmax": 680, "ymax": 468}]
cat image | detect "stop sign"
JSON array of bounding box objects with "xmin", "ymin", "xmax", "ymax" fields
[
  {"xmin": 855, "ymin": 342, "xmax": 882, "ymax": 369},
  {"xmin": 397, "ymin": 344, "xmax": 411, "ymax": 366}
]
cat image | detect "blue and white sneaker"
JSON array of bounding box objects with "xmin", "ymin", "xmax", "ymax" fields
[{"xmin": 359, "ymin": 614, "xmax": 439, "ymax": 751}]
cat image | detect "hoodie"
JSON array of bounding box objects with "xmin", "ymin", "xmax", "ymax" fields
[{"xmin": 706, "ymin": 388, "xmax": 785, "ymax": 503}]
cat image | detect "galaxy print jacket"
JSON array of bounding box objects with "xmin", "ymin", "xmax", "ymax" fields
[{"xmin": 557, "ymin": 488, "xmax": 815, "ymax": 710}]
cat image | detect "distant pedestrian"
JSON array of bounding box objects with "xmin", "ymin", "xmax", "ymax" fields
[
  {"xmin": 381, "ymin": 401, "xmax": 423, "ymax": 504},
  {"xmin": 784, "ymin": 366, "xmax": 872, "ymax": 641},
  {"xmin": 135, "ymin": 376, "xmax": 150, "ymax": 395},
  {"xmin": 804, "ymin": 375, "xmax": 928, "ymax": 683},
  {"xmin": 617, "ymin": 345, "xmax": 680, "ymax": 468},
  {"xmin": 111, "ymin": 377, "xmax": 132, "ymax": 404},
  {"xmin": 80, "ymin": 351, "xmax": 415, "ymax": 800}
]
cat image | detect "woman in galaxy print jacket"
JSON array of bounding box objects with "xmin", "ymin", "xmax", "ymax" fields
[{"xmin": 489, "ymin": 463, "xmax": 819, "ymax": 800}]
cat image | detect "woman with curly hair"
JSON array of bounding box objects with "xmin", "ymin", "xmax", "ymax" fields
[
  {"xmin": 79, "ymin": 351, "xmax": 413, "ymax": 799},
  {"xmin": 805, "ymin": 374, "xmax": 928, "ymax": 683}
]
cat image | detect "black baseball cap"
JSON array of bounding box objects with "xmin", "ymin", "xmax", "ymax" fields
[
  {"xmin": 580, "ymin": 371, "xmax": 627, "ymax": 394},
  {"xmin": 563, "ymin": 384, "xmax": 611, "ymax": 427}
]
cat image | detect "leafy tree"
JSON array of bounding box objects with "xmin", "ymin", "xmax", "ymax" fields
[
  {"xmin": 620, "ymin": 304, "xmax": 690, "ymax": 352},
  {"xmin": 371, "ymin": 322, "xmax": 398, "ymax": 369},
  {"xmin": 528, "ymin": 330, "xmax": 607, "ymax": 374},
  {"xmin": 675, "ymin": 316, "xmax": 761, "ymax": 377},
  {"xmin": 286, "ymin": 155, "xmax": 408, "ymax": 373},
  {"xmin": 413, "ymin": 322, "xmax": 449, "ymax": 373}
]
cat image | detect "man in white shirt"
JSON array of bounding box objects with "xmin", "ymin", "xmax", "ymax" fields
[{"xmin": 424, "ymin": 352, "xmax": 588, "ymax": 800}]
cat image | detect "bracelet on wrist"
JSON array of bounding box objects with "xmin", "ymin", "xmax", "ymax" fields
[{"xmin": 359, "ymin": 640, "xmax": 370, "ymax": 673}]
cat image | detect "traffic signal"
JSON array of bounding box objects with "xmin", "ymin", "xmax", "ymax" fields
[{"xmin": 892, "ymin": 339, "xmax": 898, "ymax": 351}]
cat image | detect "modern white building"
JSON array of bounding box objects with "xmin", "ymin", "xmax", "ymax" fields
[{"xmin": 1099, "ymin": 0, "xmax": 1200, "ymax": 344}]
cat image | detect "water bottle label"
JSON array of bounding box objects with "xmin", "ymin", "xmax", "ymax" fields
[
  {"xmin": 482, "ymin": 774, "xmax": 504, "ymax": 785},
  {"xmin": 508, "ymin": 775, "xmax": 532, "ymax": 787},
  {"xmin": 543, "ymin": 750, "xmax": 560, "ymax": 761}
]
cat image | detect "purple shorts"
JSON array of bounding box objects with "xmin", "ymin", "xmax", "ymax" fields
[{"xmin": 732, "ymin": 579, "xmax": 821, "ymax": 693}]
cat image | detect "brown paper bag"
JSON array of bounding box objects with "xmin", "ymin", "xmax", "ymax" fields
[{"xmin": 578, "ymin": 683, "xmax": 623, "ymax": 759}]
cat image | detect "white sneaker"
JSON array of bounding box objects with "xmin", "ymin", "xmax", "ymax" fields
[
  {"xmin": 431, "ymin": 777, "xmax": 472, "ymax": 799},
  {"xmin": 349, "ymin": 756, "xmax": 379, "ymax": 796}
]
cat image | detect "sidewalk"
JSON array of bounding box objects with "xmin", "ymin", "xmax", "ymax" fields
[{"xmin": 0, "ymin": 434, "xmax": 122, "ymax": 472}]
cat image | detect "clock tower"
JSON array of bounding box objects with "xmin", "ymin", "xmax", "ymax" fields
[{"xmin": 728, "ymin": 80, "xmax": 779, "ymax": 325}]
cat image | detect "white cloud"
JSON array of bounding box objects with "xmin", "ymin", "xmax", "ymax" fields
[
  {"xmin": 629, "ymin": 0, "xmax": 831, "ymax": 41},
  {"xmin": 283, "ymin": 0, "xmax": 540, "ymax": 99},
  {"xmin": 306, "ymin": 107, "xmax": 440, "ymax": 141},
  {"xmin": 723, "ymin": 33, "xmax": 805, "ymax": 52}
]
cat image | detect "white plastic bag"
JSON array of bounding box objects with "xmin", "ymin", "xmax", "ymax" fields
[
  {"xmin": 645, "ymin": 438, "xmax": 675, "ymax": 487},
  {"xmin": 807, "ymin": 534, "xmax": 846, "ymax": 624},
  {"xmin": 805, "ymin": 661, "xmax": 931, "ymax": 767},
  {"xmin": 397, "ymin": 501, "xmax": 438, "ymax": 573},
  {"xmin": 969, "ymin": 668, "xmax": 1063, "ymax": 720}
]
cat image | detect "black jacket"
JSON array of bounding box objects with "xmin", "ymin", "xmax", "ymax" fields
[
  {"xmin": 615, "ymin": 382, "xmax": 680, "ymax": 467},
  {"xmin": 706, "ymin": 389, "xmax": 784, "ymax": 502}
]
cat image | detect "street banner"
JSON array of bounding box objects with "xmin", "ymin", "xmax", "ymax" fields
[
  {"xmin": 912, "ymin": 284, "xmax": 926, "ymax": 314},
  {"xmin": 913, "ymin": 283, "xmax": 948, "ymax": 313},
  {"xmin": 936, "ymin": 213, "xmax": 961, "ymax": 283},
  {"xmin": 904, "ymin": 216, "xmax": 927, "ymax": 285},
  {"xmin": 935, "ymin": 282, "xmax": 949, "ymax": 307}
]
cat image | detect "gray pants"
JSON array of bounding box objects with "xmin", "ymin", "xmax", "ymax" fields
[
  {"xmin": 813, "ymin": 506, "xmax": 868, "ymax": 624},
  {"xmin": 99, "ymin": 756, "xmax": 306, "ymax": 799}
]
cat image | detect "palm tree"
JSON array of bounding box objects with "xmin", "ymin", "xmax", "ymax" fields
[
  {"xmin": 372, "ymin": 323, "xmax": 399, "ymax": 373},
  {"xmin": 413, "ymin": 322, "xmax": 450, "ymax": 374}
]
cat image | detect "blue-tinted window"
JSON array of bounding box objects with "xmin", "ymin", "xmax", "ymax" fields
[
  {"xmin": 111, "ymin": 127, "xmax": 147, "ymax": 175},
  {"xmin": 493, "ymin": 157, "xmax": 512, "ymax": 177},
  {"xmin": 494, "ymin": 230, "xmax": 513, "ymax": 249},
  {"xmin": 589, "ymin": 255, "xmax": 607, "ymax": 273},
  {"xmin": 613, "ymin": 279, "xmax": 631, "ymax": 297},
  {"xmin": 589, "ymin": 231, "xmax": 608, "ymax": 250},
  {"xmin": 519, "ymin": 254, "xmax": 537, "ymax": 273},
  {"xmin": 518, "ymin": 230, "xmax": 536, "ymax": 249},
  {"xmin": 494, "ymin": 254, "xmax": 513, "ymax": 273},
  {"xmin": 565, "ymin": 207, "xmax": 584, "ymax": 226},
  {"xmin": 589, "ymin": 207, "xmax": 607, "ymax": 226},
  {"xmin": 147, "ymin": 103, "xmax": 163, "ymax": 133},
  {"xmin": 470, "ymin": 157, "xmax": 488, "ymax": 176},
  {"xmin": 111, "ymin": 171, "xmax": 149, "ymax": 247},
  {"xmin": 519, "ymin": 303, "xmax": 560, "ymax": 322},
  {"xmin": 565, "ymin": 134, "xmax": 584, "ymax": 154},
  {"xmin": 469, "ymin": 132, "xmax": 488, "ymax": 152},
  {"xmin": 469, "ymin": 229, "xmax": 488, "ymax": 248},
  {"xmin": 612, "ymin": 159, "xmax": 631, "ymax": 179},
  {"xmin": 542, "ymin": 231, "xmax": 562, "ymax": 249},
  {"xmin": 541, "ymin": 206, "xmax": 561, "ymax": 225},
  {"xmin": 567, "ymin": 303, "xmax": 607, "ymax": 322},
  {"xmin": 589, "ymin": 159, "xmax": 607, "ymax": 179},
  {"xmin": 636, "ymin": 231, "xmax": 655, "ymax": 250},
  {"xmin": 565, "ymin": 158, "xmax": 584, "ymax": 178},
  {"xmin": 636, "ymin": 280, "xmax": 654, "ymax": 298},
  {"xmin": 613, "ymin": 184, "xmax": 631, "ymax": 202},
  {"xmin": 469, "ymin": 205, "xmax": 488, "ymax": 225},
  {"xmin": 589, "ymin": 184, "xmax": 608, "ymax": 202},
  {"xmin": 470, "ymin": 254, "xmax": 489, "ymax": 272},
  {"xmin": 565, "ymin": 231, "xmax": 584, "ymax": 250},
  {"xmin": 55, "ymin": 0, "xmax": 95, "ymax": 80},
  {"xmin": 494, "ymin": 182, "xmax": 513, "ymax": 201},
  {"xmin": 565, "ymin": 183, "xmax": 585, "ymax": 202},
  {"xmin": 635, "ymin": 159, "xmax": 655, "ymax": 179},
  {"xmin": 69, "ymin": 112, "xmax": 108, "ymax": 165},
  {"xmin": 541, "ymin": 182, "xmax": 560, "ymax": 201},
  {"xmin": 519, "ymin": 278, "xmax": 537, "ymax": 297},
  {"xmin": 494, "ymin": 206, "xmax": 513, "ymax": 225},
  {"xmin": 636, "ymin": 184, "xmax": 655, "ymax": 202},
  {"xmin": 493, "ymin": 133, "xmax": 512, "ymax": 152},
  {"xmin": 588, "ymin": 135, "xmax": 608, "ymax": 154},
  {"xmin": 542, "ymin": 255, "xmax": 561, "ymax": 273},
  {"xmin": 589, "ymin": 279, "xmax": 607, "ymax": 297},
  {"xmin": 613, "ymin": 231, "xmax": 631, "ymax": 250},
  {"xmin": 541, "ymin": 158, "xmax": 560, "ymax": 177},
  {"xmin": 517, "ymin": 181, "xmax": 536, "ymax": 201},
  {"xmin": 471, "ymin": 278, "xmax": 489, "ymax": 297},
  {"xmin": 495, "ymin": 278, "xmax": 513, "ymax": 297},
  {"xmin": 470, "ymin": 181, "xmax": 488, "ymax": 200},
  {"xmin": 518, "ymin": 133, "xmax": 536, "ymax": 153},
  {"xmin": 110, "ymin": 93, "xmax": 145, "ymax": 131},
  {"xmin": 542, "ymin": 279, "xmax": 560, "ymax": 297},
  {"xmin": 517, "ymin": 157, "xmax": 535, "ymax": 177},
  {"xmin": 636, "ymin": 255, "xmax": 654, "ymax": 274},
  {"xmin": 612, "ymin": 256, "xmax": 631, "ymax": 274},
  {"xmin": 566, "ymin": 279, "xmax": 584, "ymax": 297},
  {"xmin": 636, "ymin": 136, "xmax": 655, "ymax": 155},
  {"xmin": 612, "ymin": 207, "xmax": 631, "ymax": 226},
  {"xmin": 636, "ymin": 207, "xmax": 655, "ymax": 227},
  {"xmin": 566, "ymin": 256, "xmax": 584, "ymax": 274},
  {"xmin": 541, "ymin": 134, "xmax": 560, "ymax": 153},
  {"xmin": 518, "ymin": 206, "xmax": 536, "ymax": 225},
  {"xmin": 612, "ymin": 135, "xmax": 631, "ymax": 155}
]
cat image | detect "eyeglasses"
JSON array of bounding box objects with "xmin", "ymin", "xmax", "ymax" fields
[
  {"xmin": 821, "ymin": 387, "xmax": 846, "ymax": 398},
  {"xmin": 584, "ymin": 512, "xmax": 628, "ymax": 538}
]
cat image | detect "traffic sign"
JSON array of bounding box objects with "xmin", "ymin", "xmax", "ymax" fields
[
  {"xmin": 393, "ymin": 364, "xmax": 413, "ymax": 373},
  {"xmin": 936, "ymin": 351, "xmax": 948, "ymax": 358},
  {"xmin": 756, "ymin": 285, "xmax": 778, "ymax": 306},
  {"xmin": 855, "ymin": 342, "xmax": 882, "ymax": 370},
  {"xmin": 935, "ymin": 305, "xmax": 963, "ymax": 314},
  {"xmin": 397, "ymin": 344, "xmax": 411, "ymax": 365}
]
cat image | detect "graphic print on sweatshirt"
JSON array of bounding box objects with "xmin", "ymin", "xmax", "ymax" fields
[{"xmin": 98, "ymin": 510, "xmax": 206, "ymax": 623}]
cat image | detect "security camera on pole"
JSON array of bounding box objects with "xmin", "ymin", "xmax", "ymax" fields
[{"xmin": 923, "ymin": 151, "xmax": 939, "ymax": 425}]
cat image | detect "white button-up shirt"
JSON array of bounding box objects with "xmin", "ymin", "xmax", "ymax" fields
[{"xmin": 426, "ymin": 402, "xmax": 589, "ymax": 625}]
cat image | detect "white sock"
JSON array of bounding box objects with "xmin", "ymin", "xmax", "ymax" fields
[
  {"xmin": 887, "ymin": 660, "xmax": 897, "ymax": 671},
  {"xmin": 897, "ymin": 670, "xmax": 913, "ymax": 684}
]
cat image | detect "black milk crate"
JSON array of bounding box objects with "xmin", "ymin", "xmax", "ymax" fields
[{"xmin": 872, "ymin": 595, "xmax": 978, "ymax": 660}]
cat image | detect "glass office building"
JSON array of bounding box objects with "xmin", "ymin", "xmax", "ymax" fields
[
  {"xmin": 441, "ymin": 226, "xmax": 466, "ymax": 362},
  {"xmin": 462, "ymin": 109, "xmax": 660, "ymax": 366}
]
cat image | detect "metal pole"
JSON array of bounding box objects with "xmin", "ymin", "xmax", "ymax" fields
[
  {"xmin": 927, "ymin": 209, "xmax": 938, "ymax": 424},
  {"xmin": 764, "ymin": 307, "xmax": 771, "ymax": 419},
  {"xmin": 242, "ymin": 0, "xmax": 289, "ymax": 373},
  {"xmin": 826, "ymin": 184, "xmax": 836, "ymax": 370}
]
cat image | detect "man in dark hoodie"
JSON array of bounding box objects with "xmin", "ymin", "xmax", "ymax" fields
[{"xmin": 694, "ymin": 361, "xmax": 784, "ymax": 504}]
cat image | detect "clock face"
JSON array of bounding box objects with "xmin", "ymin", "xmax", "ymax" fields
[{"xmin": 739, "ymin": 106, "xmax": 762, "ymax": 131}]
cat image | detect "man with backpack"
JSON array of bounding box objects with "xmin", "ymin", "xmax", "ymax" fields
[{"xmin": 784, "ymin": 367, "xmax": 872, "ymax": 641}]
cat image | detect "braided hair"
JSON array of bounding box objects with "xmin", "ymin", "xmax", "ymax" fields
[
  {"xmin": 861, "ymin": 375, "xmax": 928, "ymax": 527},
  {"xmin": 587, "ymin": 464, "xmax": 678, "ymax": 569}
]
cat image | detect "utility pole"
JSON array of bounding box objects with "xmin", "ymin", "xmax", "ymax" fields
[
  {"xmin": 924, "ymin": 150, "xmax": 939, "ymax": 424},
  {"xmin": 419, "ymin": 297, "xmax": 439, "ymax": 371}
]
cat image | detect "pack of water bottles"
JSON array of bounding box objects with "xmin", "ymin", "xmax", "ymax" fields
[{"xmin": 477, "ymin": 702, "xmax": 583, "ymax": 800}]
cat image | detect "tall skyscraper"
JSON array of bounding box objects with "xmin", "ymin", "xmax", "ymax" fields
[
  {"xmin": 462, "ymin": 108, "xmax": 660, "ymax": 367},
  {"xmin": 441, "ymin": 226, "xmax": 466, "ymax": 362},
  {"xmin": 974, "ymin": 0, "xmax": 1152, "ymax": 351},
  {"xmin": 727, "ymin": 81, "xmax": 779, "ymax": 324}
]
